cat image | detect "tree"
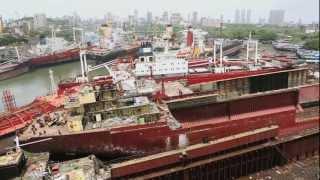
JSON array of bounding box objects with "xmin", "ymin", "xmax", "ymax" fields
[
  {"xmin": 304, "ymin": 38, "xmax": 319, "ymax": 50},
  {"xmin": 255, "ymin": 30, "xmax": 278, "ymax": 42},
  {"xmin": 0, "ymin": 35, "xmax": 28, "ymax": 46}
]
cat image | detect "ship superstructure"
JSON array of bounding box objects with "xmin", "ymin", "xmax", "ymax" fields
[{"xmin": 134, "ymin": 42, "xmax": 188, "ymax": 77}]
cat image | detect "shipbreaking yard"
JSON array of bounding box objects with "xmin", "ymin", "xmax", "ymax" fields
[
  {"xmin": 0, "ymin": 40, "xmax": 318, "ymax": 179},
  {"xmin": 0, "ymin": 3, "xmax": 320, "ymax": 179}
]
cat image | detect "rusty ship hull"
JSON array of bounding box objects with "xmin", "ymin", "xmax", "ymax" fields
[
  {"xmin": 29, "ymin": 48, "xmax": 80, "ymax": 68},
  {"xmin": 20, "ymin": 84, "xmax": 319, "ymax": 157},
  {"xmin": 0, "ymin": 62, "xmax": 29, "ymax": 81},
  {"xmin": 87, "ymin": 45, "xmax": 140, "ymax": 63},
  {"xmin": 0, "ymin": 99, "xmax": 58, "ymax": 137}
]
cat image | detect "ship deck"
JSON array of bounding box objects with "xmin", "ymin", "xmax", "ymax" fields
[{"xmin": 19, "ymin": 101, "xmax": 164, "ymax": 140}]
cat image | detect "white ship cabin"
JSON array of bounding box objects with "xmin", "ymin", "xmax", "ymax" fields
[{"xmin": 134, "ymin": 46, "xmax": 188, "ymax": 77}]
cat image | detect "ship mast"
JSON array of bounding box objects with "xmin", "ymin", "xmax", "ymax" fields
[
  {"xmin": 246, "ymin": 31, "xmax": 252, "ymax": 61},
  {"xmin": 49, "ymin": 69, "xmax": 56, "ymax": 94},
  {"xmin": 246, "ymin": 31, "xmax": 259, "ymax": 65},
  {"xmin": 73, "ymin": 27, "xmax": 84, "ymax": 47},
  {"xmin": 15, "ymin": 46, "xmax": 20, "ymax": 62},
  {"xmin": 50, "ymin": 26, "xmax": 57, "ymax": 54}
]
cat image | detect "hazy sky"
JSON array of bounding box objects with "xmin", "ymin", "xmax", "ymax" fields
[{"xmin": 0, "ymin": 0, "xmax": 319, "ymax": 23}]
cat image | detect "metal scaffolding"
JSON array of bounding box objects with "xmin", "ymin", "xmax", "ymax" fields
[{"xmin": 2, "ymin": 90, "xmax": 16, "ymax": 112}]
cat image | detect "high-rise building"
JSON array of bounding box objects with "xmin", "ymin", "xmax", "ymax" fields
[
  {"xmin": 234, "ymin": 9, "xmax": 240, "ymax": 24},
  {"xmin": 147, "ymin": 11, "xmax": 153, "ymax": 24},
  {"xmin": 170, "ymin": 13, "xmax": 182, "ymax": 25},
  {"xmin": 268, "ymin": 10, "xmax": 285, "ymax": 25},
  {"xmin": 162, "ymin": 11, "xmax": 169, "ymax": 23},
  {"xmin": 134, "ymin": 9, "xmax": 138, "ymax": 20},
  {"xmin": 192, "ymin": 11, "xmax": 198, "ymax": 25},
  {"xmin": 241, "ymin": 9, "xmax": 246, "ymax": 24},
  {"xmin": 246, "ymin": 9, "xmax": 251, "ymax": 24},
  {"xmin": 105, "ymin": 12, "xmax": 113, "ymax": 23},
  {"xmin": 72, "ymin": 12, "xmax": 81, "ymax": 26},
  {"xmin": 258, "ymin": 18, "xmax": 266, "ymax": 25},
  {"xmin": 128, "ymin": 15, "xmax": 135, "ymax": 26},
  {"xmin": 0, "ymin": 16, "xmax": 3, "ymax": 34},
  {"xmin": 33, "ymin": 13, "xmax": 47, "ymax": 29}
]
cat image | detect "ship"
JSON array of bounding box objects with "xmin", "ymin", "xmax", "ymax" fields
[
  {"xmin": 29, "ymin": 47, "xmax": 81, "ymax": 68},
  {"xmin": 17, "ymin": 42, "xmax": 319, "ymax": 159},
  {"xmin": 0, "ymin": 47, "xmax": 30, "ymax": 81},
  {"xmin": 26, "ymin": 36, "xmax": 85, "ymax": 68},
  {"xmin": 0, "ymin": 97, "xmax": 59, "ymax": 137},
  {"xmin": 0, "ymin": 40, "xmax": 318, "ymax": 179},
  {"xmin": 86, "ymin": 45, "xmax": 140, "ymax": 64},
  {"xmin": 176, "ymin": 26, "xmax": 242, "ymax": 59},
  {"xmin": 272, "ymin": 40, "xmax": 302, "ymax": 52},
  {"xmin": 296, "ymin": 49, "xmax": 320, "ymax": 62},
  {"xmin": 86, "ymin": 23, "xmax": 140, "ymax": 63},
  {"xmin": 0, "ymin": 61, "xmax": 29, "ymax": 81},
  {"xmin": 0, "ymin": 149, "xmax": 26, "ymax": 179}
]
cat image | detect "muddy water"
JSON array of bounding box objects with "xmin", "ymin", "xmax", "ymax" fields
[{"xmin": 0, "ymin": 62, "xmax": 81, "ymax": 112}]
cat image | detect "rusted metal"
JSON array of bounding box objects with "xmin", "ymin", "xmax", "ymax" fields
[
  {"xmin": 0, "ymin": 99, "xmax": 57, "ymax": 136},
  {"xmin": 110, "ymin": 125, "xmax": 279, "ymax": 178},
  {"xmin": 110, "ymin": 129, "xmax": 319, "ymax": 179},
  {"xmin": 2, "ymin": 90, "xmax": 16, "ymax": 112}
]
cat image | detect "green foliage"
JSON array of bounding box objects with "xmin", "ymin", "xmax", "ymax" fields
[
  {"xmin": 56, "ymin": 30, "xmax": 74, "ymax": 42},
  {"xmin": 304, "ymin": 37, "xmax": 319, "ymax": 50},
  {"xmin": 255, "ymin": 30, "xmax": 278, "ymax": 41},
  {"xmin": 0, "ymin": 35, "xmax": 28, "ymax": 46}
]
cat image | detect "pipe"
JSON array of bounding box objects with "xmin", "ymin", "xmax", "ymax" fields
[
  {"xmin": 51, "ymin": 27, "xmax": 54, "ymax": 54},
  {"xmin": 83, "ymin": 51, "xmax": 88, "ymax": 75},
  {"xmin": 15, "ymin": 47, "xmax": 20, "ymax": 62},
  {"xmin": 255, "ymin": 41, "xmax": 258, "ymax": 65},
  {"xmin": 164, "ymin": 40, "xmax": 169, "ymax": 53},
  {"xmin": 6, "ymin": 138, "xmax": 53, "ymax": 150},
  {"xmin": 73, "ymin": 27, "xmax": 76, "ymax": 42},
  {"xmin": 80, "ymin": 52, "xmax": 85, "ymax": 78},
  {"xmin": 81, "ymin": 30, "xmax": 84, "ymax": 46},
  {"xmin": 213, "ymin": 42, "xmax": 216, "ymax": 64},
  {"xmin": 246, "ymin": 40, "xmax": 250, "ymax": 61},
  {"xmin": 49, "ymin": 69, "xmax": 55, "ymax": 94},
  {"xmin": 246, "ymin": 31, "xmax": 252, "ymax": 61},
  {"xmin": 220, "ymin": 42, "xmax": 223, "ymax": 67}
]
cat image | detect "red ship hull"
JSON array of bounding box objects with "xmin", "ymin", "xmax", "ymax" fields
[
  {"xmin": 20, "ymin": 85, "xmax": 319, "ymax": 157},
  {"xmin": 29, "ymin": 48, "xmax": 80, "ymax": 68},
  {"xmin": 0, "ymin": 99, "xmax": 57, "ymax": 136},
  {"xmin": 0, "ymin": 62, "xmax": 29, "ymax": 81}
]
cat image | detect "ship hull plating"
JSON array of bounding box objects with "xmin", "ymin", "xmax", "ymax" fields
[
  {"xmin": 0, "ymin": 63, "xmax": 29, "ymax": 81},
  {"xmin": 20, "ymin": 90, "xmax": 318, "ymax": 158},
  {"xmin": 29, "ymin": 48, "xmax": 80, "ymax": 68}
]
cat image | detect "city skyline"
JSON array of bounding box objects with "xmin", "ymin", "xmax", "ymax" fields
[{"xmin": 0, "ymin": 0, "xmax": 319, "ymax": 24}]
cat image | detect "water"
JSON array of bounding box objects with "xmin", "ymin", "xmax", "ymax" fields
[{"xmin": 0, "ymin": 62, "xmax": 81, "ymax": 112}]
